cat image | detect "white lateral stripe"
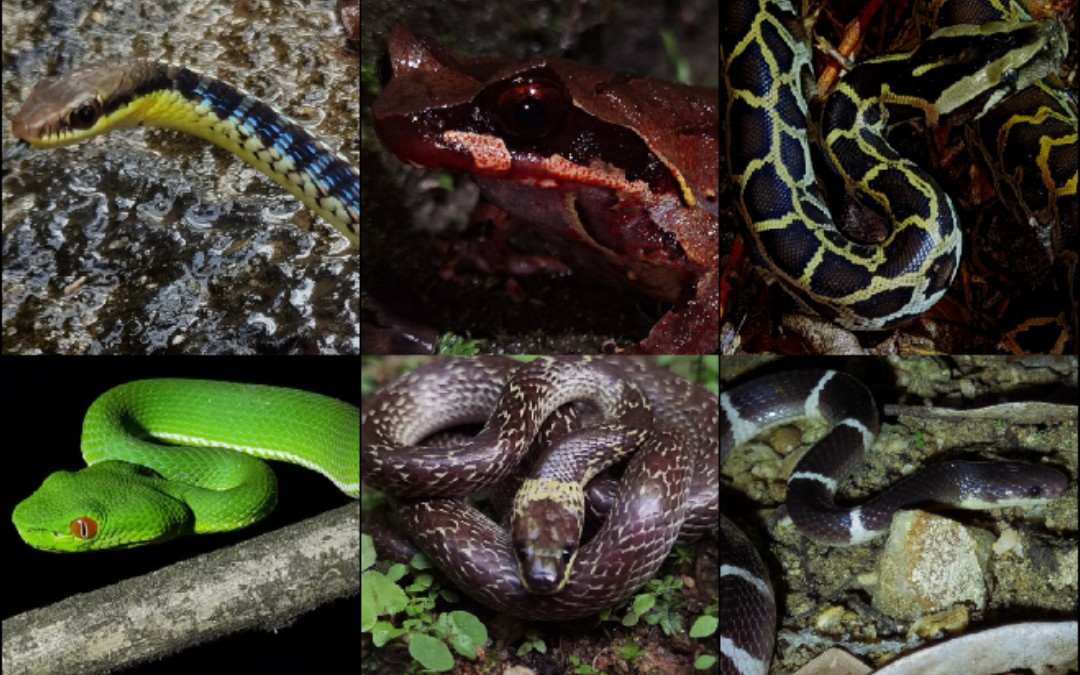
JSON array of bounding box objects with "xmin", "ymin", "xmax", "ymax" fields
[
  {"xmin": 846, "ymin": 508, "xmax": 878, "ymax": 544},
  {"xmin": 789, "ymin": 471, "xmax": 837, "ymax": 492},
  {"xmin": 152, "ymin": 431, "xmax": 359, "ymax": 498},
  {"xmin": 804, "ymin": 370, "xmax": 835, "ymax": 417},
  {"xmin": 720, "ymin": 636, "xmax": 769, "ymax": 675},
  {"xmin": 721, "ymin": 563, "xmax": 772, "ymax": 598},
  {"xmin": 721, "ymin": 392, "xmax": 758, "ymax": 448},
  {"xmin": 838, "ymin": 417, "xmax": 875, "ymax": 449},
  {"xmin": 958, "ymin": 496, "xmax": 1057, "ymax": 509}
]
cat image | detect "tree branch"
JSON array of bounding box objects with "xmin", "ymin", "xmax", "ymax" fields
[{"xmin": 2, "ymin": 503, "xmax": 359, "ymax": 675}]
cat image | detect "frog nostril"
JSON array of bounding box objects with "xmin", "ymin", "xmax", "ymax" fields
[{"xmin": 377, "ymin": 49, "xmax": 395, "ymax": 88}]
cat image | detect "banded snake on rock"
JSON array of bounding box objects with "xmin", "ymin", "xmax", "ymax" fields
[
  {"xmin": 11, "ymin": 60, "xmax": 359, "ymax": 246},
  {"xmin": 361, "ymin": 356, "xmax": 719, "ymax": 621},
  {"xmin": 722, "ymin": 0, "xmax": 1076, "ymax": 334},
  {"xmin": 720, "ymin": 368, "xmax": 1070, "ymax": 675}
]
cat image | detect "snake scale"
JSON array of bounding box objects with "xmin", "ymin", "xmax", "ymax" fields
[
  {"xmin": 720, "ymin": 369, "xmax": 1069, "ymax": 675},
  {"xmin": 13, "ymin": 379, "xmax": 360, "ymax": 552},
  {"xmin": 11, "ymin": 60, "xmax": 359, "ymax": 246},
  {"xmin": 722, "ymin": 0, "xmax": 1074, "ymax": 331},
  {"xmin": 361, "ymin": 356, "xmax": 719, "ymax": 620}
]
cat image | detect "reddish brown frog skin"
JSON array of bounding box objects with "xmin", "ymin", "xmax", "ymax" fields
[{"xmin": 373, "ymin": 26, "xmax": 719, "ymax": 354}]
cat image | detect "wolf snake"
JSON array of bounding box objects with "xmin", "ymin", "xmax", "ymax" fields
[
  {"xmin": 361, "ymin": 356, "xmax": 719, "ymax": 620},
  {"xmin": 720, "ymin": 369, "xmax": 1069, "ymax": 675}
]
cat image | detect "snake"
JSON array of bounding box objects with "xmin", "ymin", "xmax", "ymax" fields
[
  {"xmin": 12, "ymin": 379, "xmax": 360, "ymax": 553},
  {"xmin": 719, "ymin": 369, "xmax": 1069, "ymax": 675},
  {"xmin": 10, "ymin": 60, "xmax": 359, "ymax": 246},
  {"xmin": 721, "ymin": 0, "xmax": 1073, "ymax": 330},
  {"xmin": 361, "ymin": 356, "xmax": 719, "ymax": 620}
]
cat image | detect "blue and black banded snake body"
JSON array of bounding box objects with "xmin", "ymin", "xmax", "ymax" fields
[
  {"xmin": 720, "ymin": 369, "xmax": 1070, "ymax": 675},
  {"xmin": 11, "ymin": 60, "xmax": 359, "ymax": 246}
]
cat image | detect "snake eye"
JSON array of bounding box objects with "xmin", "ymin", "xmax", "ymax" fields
[
  {"xmin": 69, "ymin": 100, "xmax": 102, "ymax": 130},
  {"xmin": 71, "ymin": 516, "xmax": 98, "ymax": 540}
]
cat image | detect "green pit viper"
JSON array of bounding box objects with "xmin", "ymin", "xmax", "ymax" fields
[
  {"xmin": 722, "ymin": 0, "xmax": 1076, "ymax": 331},
  {"xmin": 12, "ymin": 379, "xmax": 360, "ymax": 552}
]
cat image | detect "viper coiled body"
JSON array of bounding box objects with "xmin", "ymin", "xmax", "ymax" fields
[
  {"xmin": 361, "ymin": 357, "xmax": 719, "ymax": 620},
  {"xmin": 11, "ymin": 60, "xmax": 359, "ymax": 245}
]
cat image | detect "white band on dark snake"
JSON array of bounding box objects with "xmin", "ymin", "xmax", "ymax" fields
[{"xmin": 720, "ymin": 369, "xmax": 1069, "ymax": 675}]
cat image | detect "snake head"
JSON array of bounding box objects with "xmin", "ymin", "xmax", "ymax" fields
[
  {"xmin": 509, "ymin": 477, "xmax": 586, "ymax": 594},
  {"xmin": 12, "ymin": 462, "xmax": 193, "ymax": 552}
]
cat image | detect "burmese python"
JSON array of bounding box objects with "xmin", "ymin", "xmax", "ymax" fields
[
  {"xmin": 722, "ymin": 0, "xmax": 1074, "ymax": 330},
  {"xmin": 720, "ymin": 369, "xmax": 1069, "ymax": 675},
  {"xmin": 361, "ymin": 356, "xmax": 719, "ymax": 620},
  {"xmin": 11, "ymin": 60, "xmax": 359, "ymax": 245}
]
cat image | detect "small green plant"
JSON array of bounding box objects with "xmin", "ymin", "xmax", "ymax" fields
[
  {"xmin": 690, "ymin": 612, "xmax": 719, "ymax": 671},
  {"xmin": 613, "ymin": 639, "xmax": 647, "ymax": 666},
  {"xmin": 361, "ymin": 534, "xmax": 488, "ymax": 672},
  {"xmin": 515, "ymin": 628, "xmax": 548, "ymax": 657},
  {"xmin": 568, "ymin": 655, "xmax": 604, "ymax": 674},
  {"xmin": 604, "ymin": 574, "xmax": 689, "ymax": 633},
  {"xmin": 667, "ymin": 542, "xmax": 697, "ymax": 566},
  {"xmin": 437, "ymin": 333, "xmax": 481, "ymax": 354}
]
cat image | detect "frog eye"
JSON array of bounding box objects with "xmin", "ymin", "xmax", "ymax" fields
[{"xmin": 493, "ymin": 80, "xmax": 569, "ymax": 140}]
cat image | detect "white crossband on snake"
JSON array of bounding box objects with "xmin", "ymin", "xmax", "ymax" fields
[{"xmin": 719, "ymin": 369, "xmax": 1068, "ymax": 675}]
